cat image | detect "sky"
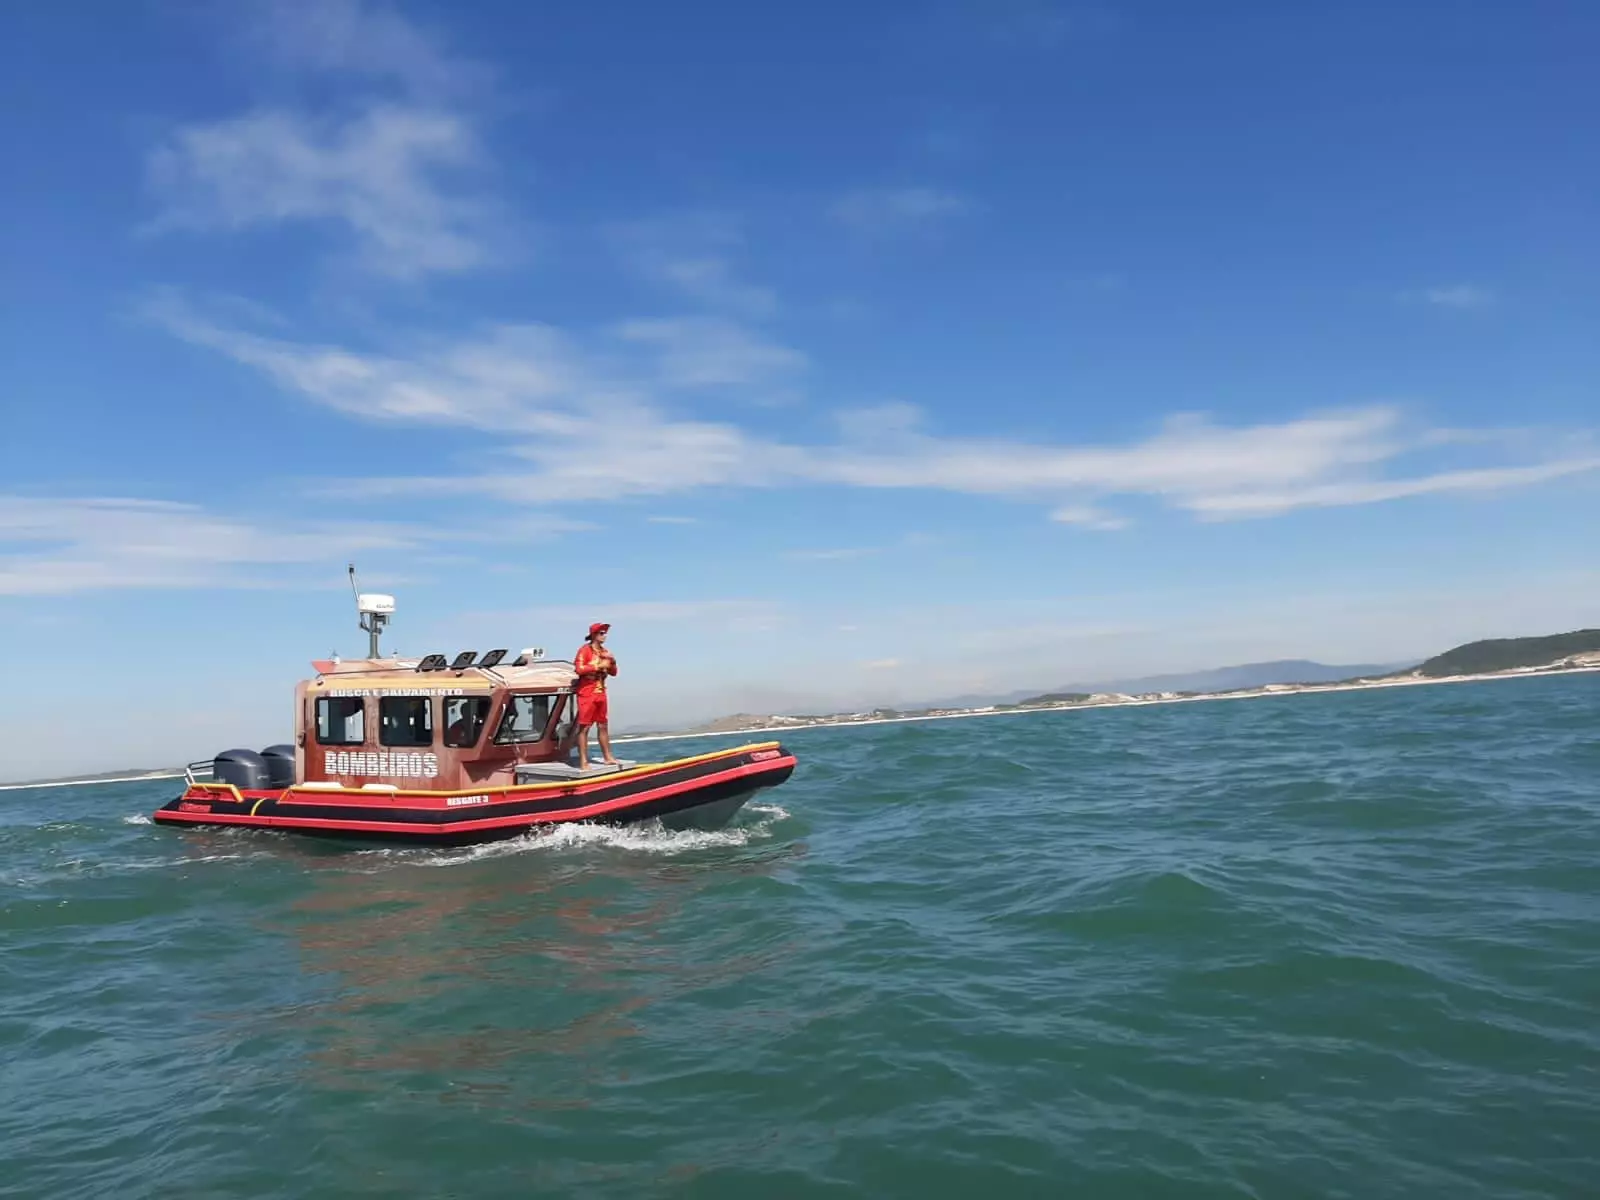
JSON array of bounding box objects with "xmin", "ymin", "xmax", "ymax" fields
[{"xmin": 2, "ymin": 0, "xmax": 1598, "ymax": 776}]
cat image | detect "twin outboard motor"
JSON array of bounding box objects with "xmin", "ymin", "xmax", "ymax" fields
[
  {"xmin": 213, "ymin": 745, "xmax": 298, "ymax": 790},
  {"xmin": 261, "ymin": 744, "xmax": 296, "ymax": 788},
  {"xmin": 213, "ymin": 749, "xmax": 268, "ymax": 790}
]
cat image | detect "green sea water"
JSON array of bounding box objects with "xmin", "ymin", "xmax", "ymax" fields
[{"xmin": 3, "ymin": 673, "xmax": 1599, "ymax": 1198}]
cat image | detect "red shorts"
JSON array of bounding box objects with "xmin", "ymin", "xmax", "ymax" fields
[{"xmin": 577, "ymin": 691, "xmax": 609, "ymax": 725}]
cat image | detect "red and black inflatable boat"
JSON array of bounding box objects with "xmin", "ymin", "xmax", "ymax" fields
[
  {"xmin": 154, "ymin": 740, "xmax": 796, "ymax": 846},
  {"xmin": 151, "ymin": 587, "xmax": 797, "ymax": 845}
]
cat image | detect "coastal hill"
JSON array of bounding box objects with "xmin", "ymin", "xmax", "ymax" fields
[
  {"xmin": 1409, "ymin": 629, "xmax": 1600, "ymax": 679},
  {"xmin": 1047, "ymin": 658, "xmax": 1406, "ymax": 700},
  {"xmin": 673, "ymin": 631, "xmax": 1600, "ymax": 735},
  {"xmin": 914, "ymin": 659, "xmax": 1405, "ymax": 710}
]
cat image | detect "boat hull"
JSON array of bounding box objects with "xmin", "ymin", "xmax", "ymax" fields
[
  {"xmin": 658, "ymin": 789, "xmax": 759, "ymax": 832},
  {"xmin": 151, "ymin": 742, "xmax": 795, "ymax": 846}
]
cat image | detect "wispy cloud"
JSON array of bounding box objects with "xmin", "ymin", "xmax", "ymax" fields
[
  {"xmin": 144, "ymin": 293, "xmax": 812, "ymax": 501},
  {"xmin": 810, "ymin": 407, "xmax": 1408, "ymax": 497},
  {"xmin": 653, "ymin": 259, "xmax": 777, "ymax": 316},
  {"xmin": 147, "ymin": 106, "xmax": 503, "ymax": 277},
  {"xmin": 1184, "ymin": 456, "xmax": 1600, "ymax": 519},
  {"xmin": 152, "ymin": 299, "xmax": 1600, "ymax": 525},
  {"xmin": 238, "ymin": 0, "xmax": 489, "ymax": 97},
  {"xmin": 783, "ymin": 547, "xmax": 881, "ymax": 562},
  {"xmin": 645, "ymin": 515, "xmax": 700, "ymax": 525},
  {"xmin": 830, "ymin": 187, "xmax": 969, "ymax": 233},
  {"xmin": 147, "ymin": 0, "xmax": 508, "ymax": 278},
  {"xmin": 1401, "ymin": 283, "xmax": 1496, "ymax": 309},
  {"xmin": 608, "ymin": 214, "xmax": 777, "ymax": 317},
  {"xmin": 0, "ymin": 496, "xmax": 421, "ymax": 596},
  {"xmin": 143, "ymin": 291, "xmax": 603, "ymax": 432},
  {"xmin": 1051, "ymin": 504, "xmax": 1131, "ymax": 530},
  {"xmin": 614, "ymin": 317, "xmax": 806, "ymax": 388}
]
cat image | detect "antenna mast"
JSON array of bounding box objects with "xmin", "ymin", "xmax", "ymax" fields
[{"xmin": 348, "ymin": 563, "xmax": 397, "ymax": 660}]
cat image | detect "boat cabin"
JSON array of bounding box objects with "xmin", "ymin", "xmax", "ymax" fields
[{"xmin": 291, "ymin": 649, "xmax": 581, "ymax": 791}]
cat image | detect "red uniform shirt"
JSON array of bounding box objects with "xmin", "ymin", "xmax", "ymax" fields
[{"xmin": 574, "ymin": 643, "xmax": 617, "ymax": 695}]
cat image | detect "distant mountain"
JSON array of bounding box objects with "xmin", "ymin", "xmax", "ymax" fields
[{"xmin": 1411, "ymin": 629, "xmax": 1600, "ymax": 678}]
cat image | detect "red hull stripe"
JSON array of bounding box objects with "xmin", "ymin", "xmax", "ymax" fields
[
  {"xmin": 157, "ymin": 757, "xmax": 793, "ymax": 833},
  {"xmin": 184, "ymin": 745, "xmax": 777, "ymax": 810}
]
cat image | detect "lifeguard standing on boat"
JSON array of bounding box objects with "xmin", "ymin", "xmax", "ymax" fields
[{"xmin": 573, "ymin": 622, "xmax": 619, "ymax": 768}]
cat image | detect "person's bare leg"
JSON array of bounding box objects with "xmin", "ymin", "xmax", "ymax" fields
[
  {"xmin": 598, "ymin": 722, "xmax": 616, "ymax": 764},
  {"xmin": 576, "ymin": 723, "xmax": 591, "ymax": 768}
]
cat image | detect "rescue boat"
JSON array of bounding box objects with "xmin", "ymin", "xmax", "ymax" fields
[{"xmin": 152, "ymin": 580, "xmax": 796, "ymax": 845}]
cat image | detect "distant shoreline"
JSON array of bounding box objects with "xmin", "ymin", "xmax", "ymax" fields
[
  {"xmin": 4, "ymin": 662, "xmax": 1595, "ymax": 792},
  {"xmin": 609, "ymin": 661, "xmax": 1600, "ymax": 745},
  {"xmin": 0, "ymin": 770, "xmax": 186, "ymax": 793}
]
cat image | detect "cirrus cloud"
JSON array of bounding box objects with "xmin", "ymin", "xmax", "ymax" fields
[
  {"xmin": 146, "ymin": 0, "xmax": 510, "ymax": 278},
  {"xmin": 830, "ymin": 186, "xmax": 969, "ymax": 233},
  {"xmin": 146, "ymin": 298, "xmax": 1600, "ymax": 527},
  {"xmin": 0, "ymin": 494, "xmax": 588, "ymax": 597}
]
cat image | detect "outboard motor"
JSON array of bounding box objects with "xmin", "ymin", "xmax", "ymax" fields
[
  {"xmin": 213, "ymin": 748, "xmax": 269, "ymax": 791},
  {"xmin": 260, "ymin": 744, "xmax": 297, "ymax": 789}
]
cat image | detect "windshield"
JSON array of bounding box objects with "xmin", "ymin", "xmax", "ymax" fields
[{"xmin": 492, "ymin": 694, "xmax": 555, "ymax": 744}]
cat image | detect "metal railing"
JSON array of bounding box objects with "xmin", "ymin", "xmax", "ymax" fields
[{"xmin": 183, "ymin": 759, "xmax": 216, "ymax": 785}]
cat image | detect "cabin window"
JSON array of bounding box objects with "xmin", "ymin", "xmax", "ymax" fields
[
  {"xmin": 552, "ymin": 691, "xmax": 578, "ymax": 744},
  {"xmin": 379, "ymin": 696, "xmax": 434, "ymax": 747},
  {"xmin": 493, "ymin": 694, "xmax": 554, "ymax": 744},
  {"xmin": 315, "ymin": 696, "xmax": 365, "ymax": 745},
  {"xmin": 443, "ymin": 697, "xmax": 491, "ymax": 748}
]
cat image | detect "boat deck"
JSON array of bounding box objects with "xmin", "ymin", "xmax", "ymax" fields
[{"xmin": 514, "ymin": 759, "xmax": 639, "ymax": 782}]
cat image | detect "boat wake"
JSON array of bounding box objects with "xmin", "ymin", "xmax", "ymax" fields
[
  {"xmin": 9, "ymin": 818, "xmax": 283, "ymax": 886},
  {"xmin": 88, "ymin": 804, "xmax": 794, "ymax": 880},
  {"xmin": 364, "ymin": 802, "xmax": 794, "ymax": 869}
]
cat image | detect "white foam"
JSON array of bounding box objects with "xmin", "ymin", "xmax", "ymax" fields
[
  {"xmin": 113, "ymin": 852, "xmax": 266, "ymax": 872},
  {"xmin": 353, "ymin": 803, "xmax": 793, "ymax": 870},
  {"xmin": 122, "ymin": 814, "xmax": 153, "ymax": 825},
  {"xmin": 23, "ymin": 847, "xmax": 273, "ymax": 884},
  {"xmin": 746, "ymin": 802, "xmax": 790, "ymax": 820}
]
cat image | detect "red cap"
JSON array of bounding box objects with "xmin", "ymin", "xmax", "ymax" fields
[{"xmin": 588, "ymin": 622, "xmax": 610, "ymax": 637}]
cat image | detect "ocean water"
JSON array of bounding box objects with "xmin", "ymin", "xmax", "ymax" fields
[{"xmin": 3, "ymin": 673, "xmax": 1598, "ymax": 1198}]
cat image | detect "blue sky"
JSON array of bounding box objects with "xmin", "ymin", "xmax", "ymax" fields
[{"xmin": 3, "ymin": 0, "xmax": 1598, "ymax": 775}]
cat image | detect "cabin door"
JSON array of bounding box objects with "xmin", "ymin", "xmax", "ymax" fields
[{"xmin": 554, "ymin": 693, "xmax": 578, "ymax": 756}]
